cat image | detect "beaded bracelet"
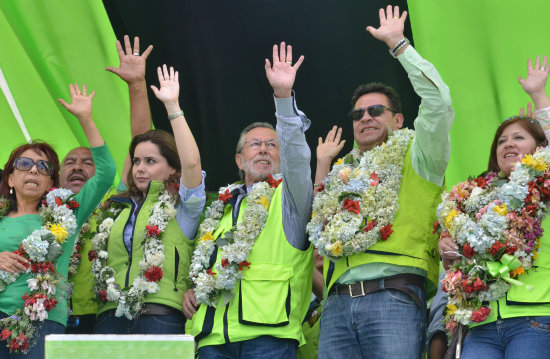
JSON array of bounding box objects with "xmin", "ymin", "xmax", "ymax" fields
[{"xmin": 168, "ymin": 110, "xmax": 184, "ymax": 121}]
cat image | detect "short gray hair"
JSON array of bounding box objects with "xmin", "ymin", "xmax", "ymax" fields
[
  {"xmin": 235, "ymin": 122, "xmax": 276, "ymax": 180},
  {"xmin": 235, "ymin": 122, "xmax": 275, "ymax": 154}
]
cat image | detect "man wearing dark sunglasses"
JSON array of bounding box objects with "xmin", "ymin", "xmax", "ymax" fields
[{"xmin": 313, "ymin": 6, "xmax": 454, "ymax": 359}]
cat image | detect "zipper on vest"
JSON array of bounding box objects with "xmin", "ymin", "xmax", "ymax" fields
[{"xmin": 174, "ymin": 248, "xmax": 180, "ymax": 291}]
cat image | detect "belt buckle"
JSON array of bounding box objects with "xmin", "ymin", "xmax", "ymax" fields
[{"xmin": 349, "ymin": 281, "xmax": 365, "ymax": 298}]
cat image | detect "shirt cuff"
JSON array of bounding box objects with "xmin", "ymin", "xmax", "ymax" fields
[
  {"xmin": 274, "ymin": 93, "xmax": 299, "ymax": 117},
  {"xmin": 179, "ymin": 171, "xmax": 206, "ymax": 201}
]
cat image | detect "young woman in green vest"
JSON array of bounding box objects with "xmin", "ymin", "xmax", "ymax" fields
[
  {"xmin": 439, "ymin": 56, "xmax": 550, "ymax": 359},
  {"xmin": 92, "ymin": 64, "xmax": 205, "ymax": 334}
]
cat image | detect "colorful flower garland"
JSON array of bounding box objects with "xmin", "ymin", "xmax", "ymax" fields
[
  {"xmin": 436, "ymin": 147, "xmax": 550, "ymax": 330},
  {"xmin": 307, "ymin": 129, "xmax": 414, "ymax": 259},
  {"xmin": 90, "ymin": 188, "xmax": 177, "ymax": 319},
  {"xmin": 189, "ymin": 174, "xmax": 282, "ymax": 307},
  {"xmin": 0, "ymin": 188, "xmax": 79, "ymax": 353}
]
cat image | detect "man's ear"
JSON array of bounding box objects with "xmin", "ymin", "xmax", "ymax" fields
[
  {"xmin": 235, "ymin": 153, "xmax": 243, "ymax": 171},
  {"xmin": 394, "ymin": 113, "xmax": 404, "ymax": 129}
]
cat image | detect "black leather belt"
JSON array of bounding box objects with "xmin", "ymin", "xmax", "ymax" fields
[
  {"xmin": 328, "ymin": 274, "xmax": 425, "ymax": 307},
  {"xmin": 141, "ymin": 303, "xmax": 178, "ymax": 316}
]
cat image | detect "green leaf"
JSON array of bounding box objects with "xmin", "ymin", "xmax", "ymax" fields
[{"xmin": 45, "ymin": 242, "xmax": 64, "ymax": 261}]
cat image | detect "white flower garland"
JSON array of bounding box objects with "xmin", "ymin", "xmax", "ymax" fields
[
  {"xmin": 0, "ymin": 188, "xmax": 78, "ymax": 353},
  {"xmin": 189, "ymin": 174, "xmax": 281, "ymax": 307},
  {"xmin": 90, "ymin": 188, "xmax": 178, "ymax": 319},
  {"xmin": 307, "ymin": 129, "xmax": 414, "ymax": 259}
]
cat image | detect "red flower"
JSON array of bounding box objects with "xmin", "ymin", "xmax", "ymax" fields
[
  {"xmin": 238, "ymin": 260, "xmax": 251, "ymax": 271},
  {"xmin": 266, "ymin": 174, "xmax": 282, "ymax": 188},
  {"xmin": 99, "ymin": 289, "xmax": 108, "ymax": 302},
  {"xmin": 462, "ymin": 243, "xmax": 476, "ymax": 259},
  {"xmin": 206, "ymin": 269, "xmax": 215, "ymax": 276},
  {"xmin": 218, "ymin": 189, "xmax": 233, "ymax": 204},
  {"xmin": 489, "ymin": 241, "xmax": 505, "ymax": 258},
  {"xmin": 473, "ymin": 277, "xmax": 485, "ymax": 291},
  {"xmin": 470, "ymin": 306, "xmax": 491, "ymax": 323},
  {"xmin": 0, "ymin": 329, "xmax": 12, "ymax": 341},
  {"xmin": 31, "ymin": 262, "xmax": 55, "ymax": 274},
  {"xmin": 474, "ymin": 176, "xmax": 487, "ymax": 188},
  {"xmin": 54, "ymin": 197, "xmax": 63, "ymax": 206},
  {"xmin": 88, "ymin": 250, "xmax": 98, "ymax": 261},
  {"xmin": 342, "ymin": 198, "xmax": 360, "ymax": 214},
  {"xmin": 363, "ymin": 220, "xmax": 377, "ymax": 232},
  {"xmin": 66, "ymin": 200, "xmax": 80, "ymax": 209},
  {"xmin": 370, "ymin": 172, "xmax": 380, "ymax": 186},
  {"xmin": 144, "ymin": 266, "xmax": 163, "ymax": 282},
  {"xmin": 505, "ymin": 245, "xmax": 517, "ymax": 255},
  {"xmin": 316, "ymin": 183, "xmax": 325, "ymax": 192},
  {"xmin": 10, "ymin": 332, "xmax": 28, "ymax": 352},
  {"xmin": 461, "ymin": 279, "xmax": 475, "ymax": 294},
  {"xmin": 145, "ymin": 225, "xmax": 161, "ymax": 238},
  {"xmin": 380, "ymin": 224, "xmax": 394, "ymax": 240},
  {"xmin": 44, "ymin": 297, "xmax": 58, "ymax": 311},
  {"xmin": 221, "ymin": 259, "xmax": 229, "ymax": 267}
]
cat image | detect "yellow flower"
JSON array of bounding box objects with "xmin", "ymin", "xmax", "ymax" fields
[
  {"xmin": 521, "ymin": 154, "xmax": 548, "ymax": 171},
  {"xmin": 445, "ymin": 304, "xmax": 457, "ymax": 319},
  {"xmin": 493, "ymin": 204, "xmax": 508, "ymax": 216},
  {"xmin": 334, "ymin": 158, "xmax": 343, "ymax": 166},
  {"xmin": 311, "ymin": 210, "xmax": 318, "ymax": 219},
  {"xmin": 328, "ymin": 241, "xmax": 343, "ymax": 256},
  {"xmin": 510, "ymin": 266, "xmax": 525, "ymax": 278},
  {"xmin": 49, "ymin": 223, "xmax": 68, "ymax": 244},
  {"xmin": 444, "ymin": 209, "xmax": 458, "ymax": 229},
  {"xmin": 199, "ymin": 232, "xmax": 214, "ymax": 242},
  {"xmin": 257, "ymin": 196, "xmax": 270, "ymax": 210}
]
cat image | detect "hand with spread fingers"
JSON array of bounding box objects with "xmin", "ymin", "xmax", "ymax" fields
[
  {"xmin": 106, "ymin": 35, "xmax": 153, "ymax": 85},
  {"xmin": 264, "ymin": 41, "xmax": 304, "ymax": 98},
  {"xmin": 366, "ymin": 5, "xmax": 408, "ymax": 51},
  {"xmin": 58, "ymin": 83, "xmax": 95, "ymax": 121},
  {"xmin": 317, "ymin": 126, "xmax": 346, "ymax": 165},
  {"xmin": 150, "ymin": 64, "xmax": 180, "ymax": 106},
  {"xmin": 518, "ymin": 55, "xmax": 550, "ymax": 110}
]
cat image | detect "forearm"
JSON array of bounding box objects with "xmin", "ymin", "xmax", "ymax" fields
[
  {"xmin": 529, "ymin": 89, "xmax": 550, "ymax": 111},
  {"xmin": 165, "ymin": 102, "xmax": 202, "ymax": 188},
  {"xmin": 314, "ymin": 159, "xmax": 331, "ymax": 187},
  {"xmin": 129, "ymin": 81, "xmax": 152, "ymax": 136},
  {"xmin": 78, "ymin": 116, "xmax": 104, "ymax": 148}
]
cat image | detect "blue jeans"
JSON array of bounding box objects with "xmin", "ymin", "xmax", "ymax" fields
[
  {"xmin": 318, "ymin": 282, "xmax": 426, "ymax": 359},
  {"xmin": 461, "ymin": 316, "xmax": 550, "ymax": 359},
  {"xmin": 198, "ymin": 335, "xmax": 297, "ymax": 359},
  {"xmin": 93, "ymin": 309, "xmax": 185, "ymax": 334},
  {"xmin": 0, "ymin": 312, "xmax": 65, "ymax": 359}
]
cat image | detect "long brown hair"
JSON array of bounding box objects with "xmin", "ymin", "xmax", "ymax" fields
[
  {"xmin": 124, "ymin": 130, "xmax": 181, "ymax": 201},
  {"xmin": 1, "ymin": 141, "xmax": 60, "ymax": 211},
  {"xmin": 488, "ymin": 116, "xmax": 548, "ymax": 173}
]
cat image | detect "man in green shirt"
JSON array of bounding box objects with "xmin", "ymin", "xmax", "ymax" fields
[{"xmin": 310, "ymin": 6, "xmax": 454, "ymax": 358}]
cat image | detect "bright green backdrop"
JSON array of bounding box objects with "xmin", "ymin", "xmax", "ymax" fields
[
  {"xmin": 0, "ymin": 1, "xmax": 130, "ymax": 183},
  {"xmin": 2, "ymin": 1, "xmax": 550, "ymax": 189},
  {"xmin": 409, "ymin": 0, "xmax": 550, "ymax": 186}
]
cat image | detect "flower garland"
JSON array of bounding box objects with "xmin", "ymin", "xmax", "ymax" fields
[
  {"xmin": 90, "ymin": 188, "xmax": 178, "ymax": 319},
  {"xmin": 0, "ymin": 188, "xmax": 79, "ymax": 353},
  {"xmin": 307, "ymin": 129, "xmax": 414, "ymax": 260},
  {"xmin": 436, "ymin": 147, "xmax": 550, "ymax": 330},
  {"xmin": 68, "ymin": 218, "xmax": 94, "ymax": 280},
  {"xmin": 189, "ymin": 174, "xmax": 282, "ymax": 307}
]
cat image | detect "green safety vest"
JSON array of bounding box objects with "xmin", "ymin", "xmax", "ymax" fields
[
  {"xmin": 189, "ymin": 184, "xmax": 313, "ymax": 348},
  {"xmin": 96, "ymin": 181, "xmax": 194, "ymax": 314},
  {"xmin": 473, "ymin": 215, "xmax": 550, "ymax": 326},
  {"xmin": 324, "ymin": 144, "xmax": 443, "ymax": 297}
]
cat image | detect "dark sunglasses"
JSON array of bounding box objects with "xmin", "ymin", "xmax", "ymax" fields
[
  {"xmin": 349, "ymin": 104, "xmax": 398, "ymax": 121},
  {"xmin": 14, "ymin": 157, "xmax": 53, "ymax": 176}
]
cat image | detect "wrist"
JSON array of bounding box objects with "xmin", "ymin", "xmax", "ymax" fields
[
  {"xmin": 274, "ymin": 89, "xmax": 292, "ymax": 98},
  {"xmin": 127, "ymin": 79, "xmax": 146, "ymax": 89},
  {"xmin": 164, "ymin": 103, "xmax": 181, "ymax": 114},
  {"xmin": 386, "ymin": 35, "xmax": 406, "ymax": 50}
]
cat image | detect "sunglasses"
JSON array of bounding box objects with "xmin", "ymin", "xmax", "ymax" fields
[
  {"xmin": 349, "ymin": 105, "xmax": 398, "ymax": 121},
  {"xmin": 14, "ymin": 157, "xmax": 53, "ymax": 176}
]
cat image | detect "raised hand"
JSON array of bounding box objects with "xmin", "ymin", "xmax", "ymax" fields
[
  {"xmin": 58, "ymin": 83, "xmax": 95, "ymax": 120},
  {"xmin": 150, "ymin": 64, "xmax": 180, "ymax": 107},
  {"xmin": 518, "ymin": 55, "xmax": 549, "ymax": 96},
  {"xmin": 317, "ymin": 126, "xmax": 346, "ymax": 164},
  {"xmin": 106, "ymin": 35, "xmax": 153, "ymax": 85},
  {"xmin": 366, "ymin": 5, "xmax": 408, "ymax": 49},
  {"xmin": 265, "ymin": 42, "xmax": 304, "ymax": 98}
]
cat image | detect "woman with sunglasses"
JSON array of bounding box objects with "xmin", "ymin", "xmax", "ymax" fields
[
  {"xmin": 91, "ymin": 63, "xmax": 205, "ymax": 335},
  {"xmin": 0, "ymin": 83, "xmax": 116, "ymax": 358},
  {"xmin": 438, "ymin": 56, "xmax": 550, "ymax": 359}
]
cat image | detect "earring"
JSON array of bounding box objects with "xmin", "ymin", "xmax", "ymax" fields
[{"xmin": 9, "ymin": 187, "xmax": 13, "ymax": 195}]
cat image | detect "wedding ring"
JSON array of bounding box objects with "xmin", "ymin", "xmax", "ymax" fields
[
  {"xmin": 133, "ymin": 52, "xmax": 139, "ymax": 56},
  {"xmin": 285, "ymin": 61, "xmax": 292, "ymax": 64}
]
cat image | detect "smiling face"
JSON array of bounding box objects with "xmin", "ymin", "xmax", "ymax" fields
[
  {"xmin": 60, "ymin": 147, "xmax": 95, "ymax": 194},
  {"xmin": 235, "ymin": 127, "xmax": 280, "ymax": 186},
  {"xmin": 352, "ymin": 93, "xmax": 404, "ymax": 153},
  {"xmin": 8, "ymin": 149, "xmax": 54, "ymax": 204},
  {"xmin": 496, "ymin": 122, "xmax": 538, "ymax": 176},
  {"xmin": 132, "ymin": 141, "xmax": 176, "ymax": 195}
]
